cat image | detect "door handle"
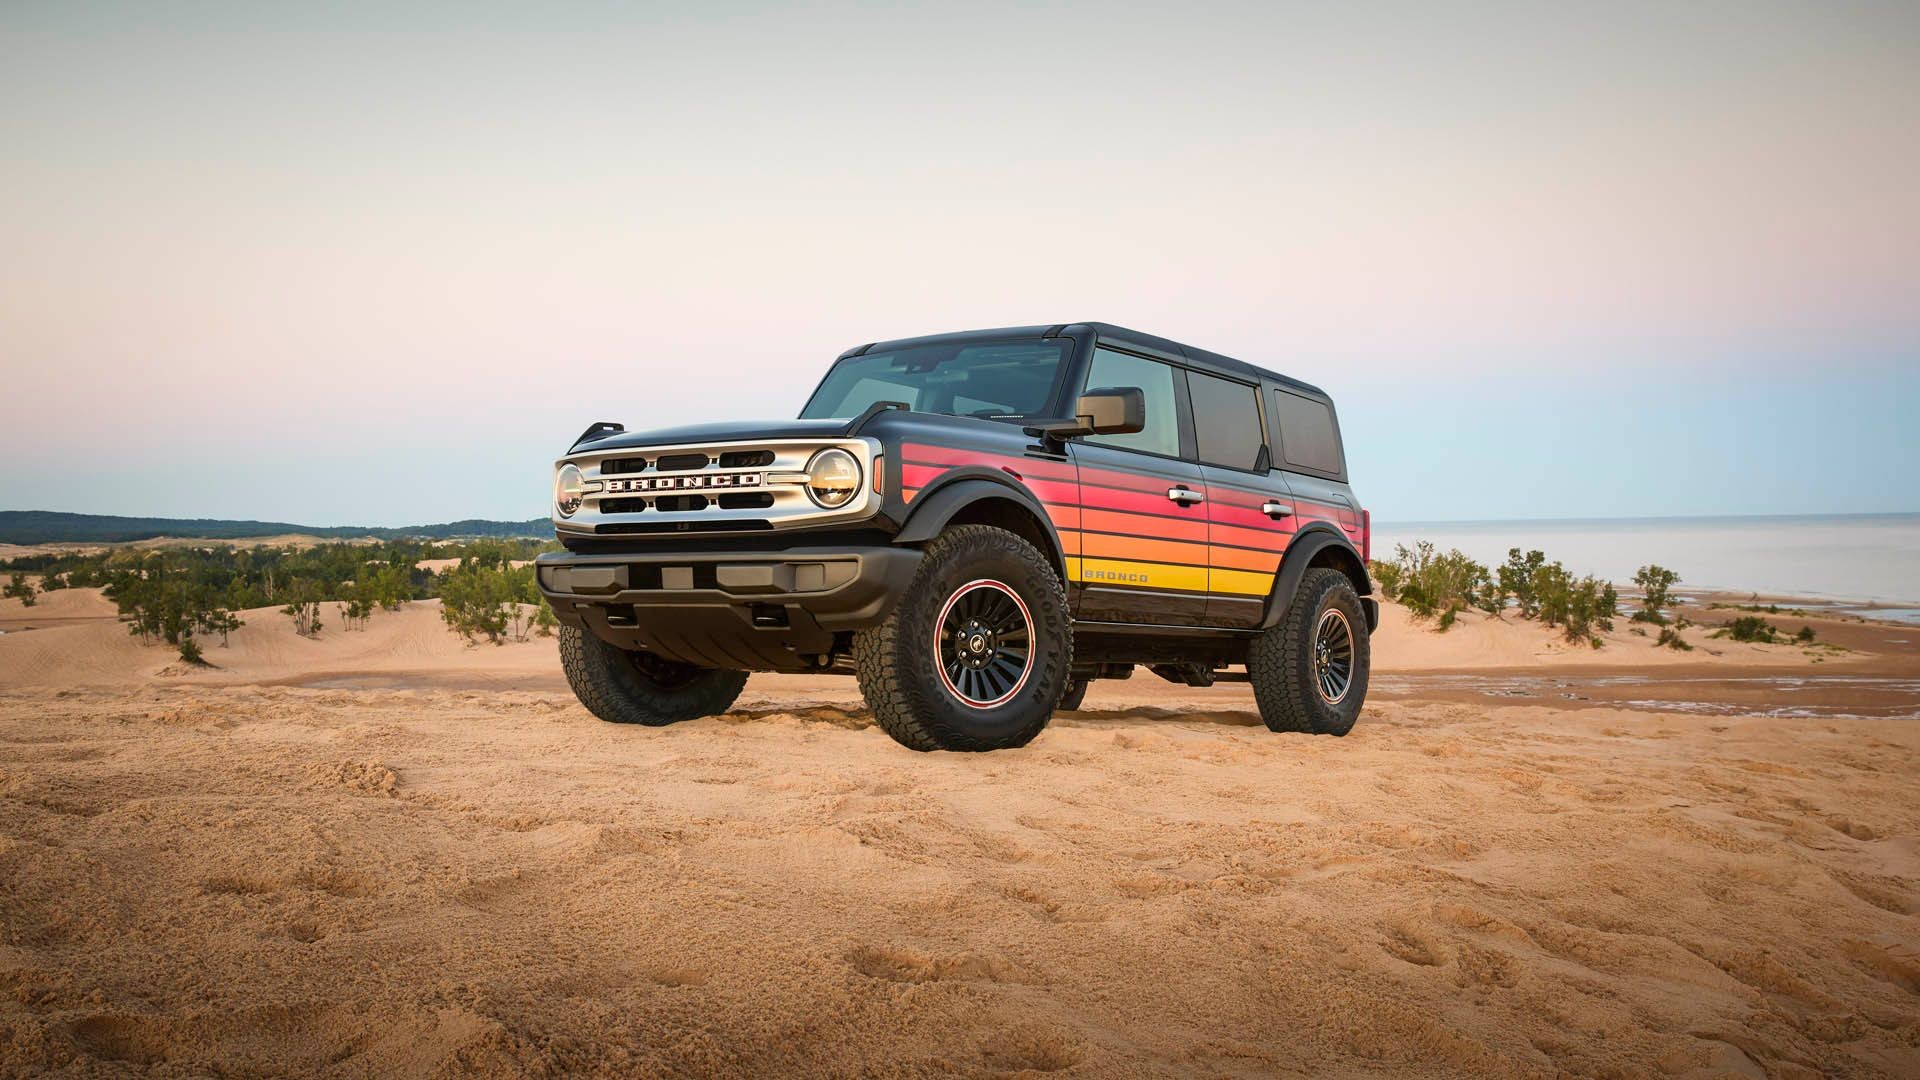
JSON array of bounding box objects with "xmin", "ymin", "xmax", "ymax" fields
[
  {"xmin": 1261, "ymin": 501, "xmax": 1294, "ymax": 518},
  {"xmin": 1166, "ymin": 487, "xmax": 1205, "ymax": 505}
]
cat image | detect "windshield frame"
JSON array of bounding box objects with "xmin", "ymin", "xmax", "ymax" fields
[{"xmin": 798, "ymin": 335, "xmax": 1084, "ymax": 425}]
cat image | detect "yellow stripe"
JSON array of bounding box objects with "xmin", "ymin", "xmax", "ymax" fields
[
  {"xmin": 1208, "ymin": 567, "xmax": 1276, "ymax": 597},
  {"xmin": 1071, "ymin": 557, "xmax": 1209, "ymax": 594}
]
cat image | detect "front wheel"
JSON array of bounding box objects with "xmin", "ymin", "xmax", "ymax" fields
[
  {"xmin": 1247, "ymin": 568, "xmax": 1370, "ymax": 735},
  {"xmin": 559, "ymin": 623, "xmax": 748, "ymax": 726},
  {"xmin": 854, "ymin": 525, "xmax": 1071, "ymax": 751}
]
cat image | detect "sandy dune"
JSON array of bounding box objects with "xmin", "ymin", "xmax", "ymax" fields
[
  {"xmin": 0, "ymin": 585, "xmax": 119, "ymax": 635},
  {"xmin": 1, "ymin": 592, "xmax": 1916, "ymax": 1076}
]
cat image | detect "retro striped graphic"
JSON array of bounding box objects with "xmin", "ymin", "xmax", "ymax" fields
[{"xmin": 899, "ymin": 442, "xmax": 1355, "ymax": 600}]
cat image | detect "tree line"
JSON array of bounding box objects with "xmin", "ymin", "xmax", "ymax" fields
[{"xmin": 3, "ymin": 538, "xmax": 561, "ymax": 663}]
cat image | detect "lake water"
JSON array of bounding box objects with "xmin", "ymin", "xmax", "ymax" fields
[{"xmin": 1372, "ymin": 514, "xmax": 1920, "ymax": 606}]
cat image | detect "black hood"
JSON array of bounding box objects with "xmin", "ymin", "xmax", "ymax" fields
[{"xmin": 571, "ymin": 418, "xmax": 854, "ymax": 453}]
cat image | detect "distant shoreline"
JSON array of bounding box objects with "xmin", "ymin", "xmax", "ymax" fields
[{"xmin": 1379, "ymin": 511, "xmax": 1920, "ymax": 529}]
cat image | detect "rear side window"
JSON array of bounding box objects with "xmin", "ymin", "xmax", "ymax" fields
[
  {"xmin": 1081, "ymin": 348, "xmax": 1181, "ymax": 458},
  {"xmin": 1187, "ymin": 372, "xmax": 1265, "ymax": 470},
  {"xmin": 1273, "ymin": 390, "xmax": 1343, "ymax": 475}
]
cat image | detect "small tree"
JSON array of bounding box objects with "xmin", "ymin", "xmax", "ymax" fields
[
  {"xmin": 3, "ymin": 573, "xmax": 36, "ymax": 607},
  {"xmin": 282, "ymin": 597, "xmax": 324, "ymax": 637},
  {"xmin": 1633, "ymin": 565, "xmax": 1680, "ymax": 625},
  {"xmin": 1499, "ymin": 550, "xmax": 1545, "ymax": 619},
  {"xmin": 198, "ymin": 609, "xmax": 244, "ymax": 646},
  {"xmin": 1532, "ymin": 561, "xmax": 1572, "ymax": 628},
  {"xmin": 178, "ymin": 635, "xmax": 205, "ymax": 665},
  {"xmin": 533, "ymin": 595, "xmax": 558, "ymax": 637}
]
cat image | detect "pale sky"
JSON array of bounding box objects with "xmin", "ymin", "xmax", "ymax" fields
[{"xmin": 2, "ymin": 1, "xmax": 1916, "ymax": 525}]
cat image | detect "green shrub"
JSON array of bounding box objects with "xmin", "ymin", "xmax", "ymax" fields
[
  {"xmin": 1795, "ymin": 625, "xmax": 1816, "ymax": 643},
  {"xmin": 1657, "ymin": 624, "xmax": 1692, "ymax": 651},
  {"xmin": 1368, "ymin": 559, "xmax": 1404, "ymax": 601},
  {"xmin": 1719, "ymin": 616, "xmax": 1778, "ymax": 643},
  {"xmin": 3, "ymin": 573, "xmax": 35, "ymax": 607},
  {"xmin": 1385, "ymin": 542, "xmax": 1495, "ymax": 631},
  {"xmin": 177, "ymin": 636, "xmax": 205, "ymax": 665}
]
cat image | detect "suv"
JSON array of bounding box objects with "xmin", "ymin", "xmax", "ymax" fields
[{"xmin": 537, "ymin": 323, "xmax": 1375, "ymax": 752}]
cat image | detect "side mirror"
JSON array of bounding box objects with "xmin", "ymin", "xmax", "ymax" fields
[
  {"xmin": 1025, "ymin": 386, "xmax": 1146, "ymax": 441},
  {"xmin": 1073, "ymin": 387, "xmax": 1145, "ymax": 435}
]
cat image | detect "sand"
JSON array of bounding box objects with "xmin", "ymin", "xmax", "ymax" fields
[{"xmin": 1, "ymin": 593, "xmax": 1917, "ymax": 1077}]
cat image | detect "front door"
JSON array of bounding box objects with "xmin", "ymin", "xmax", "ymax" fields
[{"xmin": 1068, "ymin": 347, "xmax": 1209, "ymax": 626}]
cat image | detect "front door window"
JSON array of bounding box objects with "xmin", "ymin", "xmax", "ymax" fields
[{"xmin": 1081, "ymin": 347, "xmax": 1181, "ymax": 458}]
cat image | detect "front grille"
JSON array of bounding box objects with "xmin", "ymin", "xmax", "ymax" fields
[{"xmin": 560, "ymin": 437, "xmax": 875, "ymax": 536}]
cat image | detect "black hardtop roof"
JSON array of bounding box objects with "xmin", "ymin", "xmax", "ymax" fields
[{"xmin": 839, "ymin": 322, "xmax": 1330, "ymax": 399}]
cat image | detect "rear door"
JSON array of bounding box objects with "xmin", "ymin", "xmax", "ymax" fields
[
  {"xmin": 1068, "ymin": 346, "xmax": 1210, "ymax": 626},
  {"xmin": 1186, "ymin": 370, "xmax": 1292, "ymax": 626}
]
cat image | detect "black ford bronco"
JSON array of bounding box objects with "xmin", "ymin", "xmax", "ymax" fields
[{"xmin": 537, "ymin": 323, "xmax": 1374, "ymax": 751}]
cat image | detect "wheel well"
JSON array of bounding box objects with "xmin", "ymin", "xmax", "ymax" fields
[
  {"xmin": 1305, "ymin": 541, "xmax": 1371, "ymax": 598},
  {"xmin": 941, "ymin": 497, "xmax": 1066, "ymax": 580}
]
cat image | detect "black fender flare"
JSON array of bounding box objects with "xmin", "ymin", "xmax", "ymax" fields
[
  {"xmin": 892, "ymin": 471, "xmax": 1068, "ymax": 578},
  {"xmin": 1260, "ymin": 524, "xmax": 1373, "ymax": 630}
]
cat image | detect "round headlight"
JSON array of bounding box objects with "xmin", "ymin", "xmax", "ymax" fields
[
  {"xmin": 805, "ymin": 448, "xmax": 861, "ymax": 508},
  {"xmin": 554, "ymin": 463, "xmax": 586, "ymax": 517}
]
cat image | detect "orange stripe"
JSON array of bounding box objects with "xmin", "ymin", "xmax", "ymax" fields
[
  {"xmin": 1209, "ymin": 521, "xmax": 1293, "ymax": 552},
  {"xmin": 1079, "ymin": 532, "xmax": 1210, "ymax": 567},
  {"xmin": 1208, "ymin": 545, "xmax": 1283, "ymax": 573},
  {"xmin": 1079, "ymin": 507, "xmax": 1209, "ymax": 544}
]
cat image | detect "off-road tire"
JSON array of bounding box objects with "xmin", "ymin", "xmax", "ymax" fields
[
  {"xmin": 1056, "ymin": 678, "xmax": 1089, "ymax": 713},
  {"xmin": 854, "ymin": 525, "xmax": 1071, "ymax": 751},
  {"xmin": 1248, "ymin": 568, "xmax": 1369, "ymax": 735},
  {"xmin": 559, "ymin": 623, "xmax": 748, "ymax": 726}
]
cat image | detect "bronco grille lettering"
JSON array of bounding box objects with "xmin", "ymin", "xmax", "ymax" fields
[{"xmin": 603, "ymin": 473, "xmax": 764, "ymax": 494}]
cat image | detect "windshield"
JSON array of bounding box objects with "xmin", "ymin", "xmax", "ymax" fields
[{"xmin": 800, "ymin": 339, "xmax": 1069, "ymax": 422}]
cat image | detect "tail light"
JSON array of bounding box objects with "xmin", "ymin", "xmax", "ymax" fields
[{"xmin": 1361, "ymin": 509, "xmax": 1371, "ymax": 564}]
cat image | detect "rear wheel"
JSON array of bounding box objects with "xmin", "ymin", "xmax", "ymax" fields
[
  {"xmin": 854, "ymin": 525, "xmax": 1071, "ymax": 751},
  {"xmin": 1247, "ymin": 567, "xmax": 1369, "ymax": 735},
  {"xmin": 559, "ymin": 623, "xmax": 748, "ymax": 726}
]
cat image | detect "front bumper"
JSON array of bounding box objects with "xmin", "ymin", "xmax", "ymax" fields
[{"xmin": 535, "ymin": 544, "xmax": 921, "ymax": 671}]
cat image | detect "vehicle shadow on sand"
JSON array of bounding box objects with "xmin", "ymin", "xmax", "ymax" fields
[{"xmin": 711, "ymin": 703, "xmax": 1266, "ymax": 731}]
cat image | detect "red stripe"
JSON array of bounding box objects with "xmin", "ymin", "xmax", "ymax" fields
[
  {"xmin": 900, "ymin": 443, "xmax": 1076, "ymax": 483},
  {"xmin": 1076, "ymin": 484, "xmax": 1206, "ymax": 520},
  {"xmin": 1207, "ymin": 500, "xmax": 1299, "ymax": 533}
]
